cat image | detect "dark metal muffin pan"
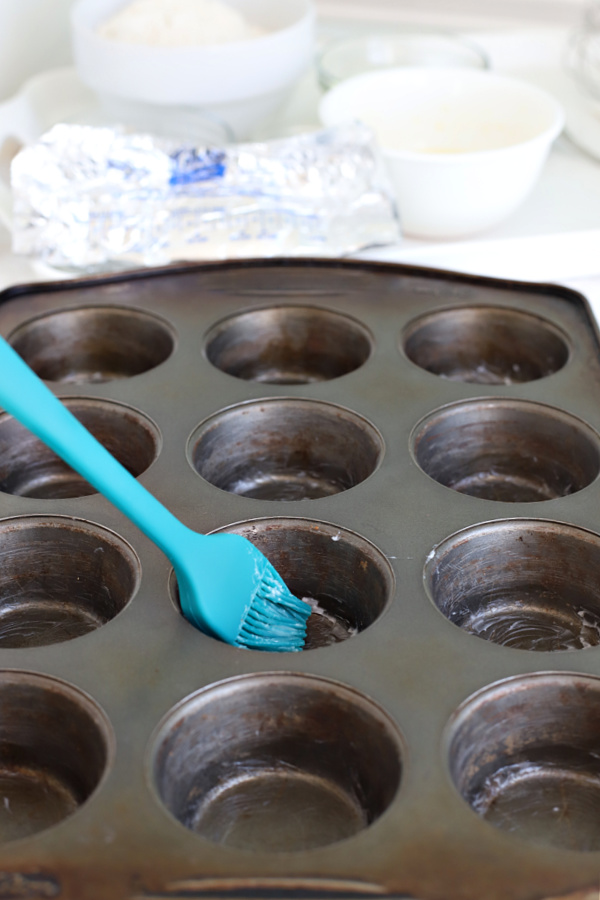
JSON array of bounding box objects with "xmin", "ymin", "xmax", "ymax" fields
[{"xmin": 0, "ymin": 258, "xmax": 600, "ymax": 899}]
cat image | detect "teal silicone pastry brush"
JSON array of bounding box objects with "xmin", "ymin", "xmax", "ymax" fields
[{"xmin": 0, "ymin": 336, "xmax": 310, "ymax": 651}]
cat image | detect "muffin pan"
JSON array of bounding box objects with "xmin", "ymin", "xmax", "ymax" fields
[{"xmin": 0, "ymin": 258, "xmax": 599, "ymax": 899}]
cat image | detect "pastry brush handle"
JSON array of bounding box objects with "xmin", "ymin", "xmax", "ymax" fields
[{"xmin": 0, "ymin": 336, "xmax": 191, "ymax": 559}]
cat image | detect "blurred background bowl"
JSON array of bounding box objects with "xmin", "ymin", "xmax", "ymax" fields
[
  {"xmin": 319, "ymin": 66, "xmax": 564, "ymax": 239},
  {"xmin": 317, "ymin": 30, "xmax": 489, "ymax": 92},
  {"xmin": 71, "ymin": 0, "xmax": 315, "ymax": 142}
]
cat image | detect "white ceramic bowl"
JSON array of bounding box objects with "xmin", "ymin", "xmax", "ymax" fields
[
  {"xmin": 319, "ymin": 67, "xmax": 564, "ymax": 239},
  {"xmin": 71, "ymin": 0, "xmax": 315, "ymax": 141}
]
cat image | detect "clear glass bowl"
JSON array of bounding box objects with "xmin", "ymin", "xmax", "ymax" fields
[
  {"xmin": 317, "ymin": 31, "xmax": 489, "ymax": 91},
  {"xmin": 74, "ymin": 96, "xmax": 235, "ymax": 145}
]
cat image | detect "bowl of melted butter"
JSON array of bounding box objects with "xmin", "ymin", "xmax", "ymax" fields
[{"xmin": 319, "ymin": 66, "xmax": 564, "ymax": 239}]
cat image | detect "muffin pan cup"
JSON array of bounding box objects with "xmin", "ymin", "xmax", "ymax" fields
[{"xmin": 0, "ymin": 259, "xmax": 600, "ymax": 899}]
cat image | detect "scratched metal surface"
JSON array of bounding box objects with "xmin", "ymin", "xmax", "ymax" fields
[{"xmin": 0, "ymin": 259, "xmax": 599, "ymax": 899}]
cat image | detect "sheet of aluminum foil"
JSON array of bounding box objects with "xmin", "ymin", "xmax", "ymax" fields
[{"xmin": 10, "ymin": 122, "xmax": 401, "ymax": 272}]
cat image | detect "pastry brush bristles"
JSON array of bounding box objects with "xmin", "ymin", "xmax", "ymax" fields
[{"xmin": 236, "ymin": 567, "xmax": 310, "ymax": 652}]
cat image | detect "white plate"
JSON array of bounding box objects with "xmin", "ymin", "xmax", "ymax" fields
[{"xmin": 560, "ymin": 81, "xmax": 600, "ymax": 161}]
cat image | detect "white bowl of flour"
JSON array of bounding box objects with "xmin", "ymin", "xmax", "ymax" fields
[{"xmin": 71, "ymin": 0, "xmax": 315, "ymax": 140}]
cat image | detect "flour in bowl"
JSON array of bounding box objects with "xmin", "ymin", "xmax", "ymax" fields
[{"xmin": 97, "ymin": 0, "xmax": 263, "ymax": 46}]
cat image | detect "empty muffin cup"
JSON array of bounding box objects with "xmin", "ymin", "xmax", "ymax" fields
[
  {"xmin": 0, "ymin": 516, "xmax": 139, "ymax": 648},
  {"xmin": 402, "ymin": 306, "xmax": 569, "ymax": 384},
  {"xmin": 204, "ymin": 305, "xmax": 372, "ymax": 384},
  {"xmin": 149, "ymin": 673, "xmax": 403, "ymax": 851},
  {"xmin": 447, "ymin": 673, "xmax": 600, "ymax": 852},
  {"xmin": 189, "ymin": 398, "xmax": 384, "ymax": 500},
  {"xmin": 0, "ymin": 671, "xmax": 112, "ymax": 843},
  {"xmin": 199, "ymin": 518, "xmax": 395, "ymax": 649},
  {"xmin": 8, "ymin": 305, "xmax": 175, "ymax": 384},
  {"xmin": 0, "ymin": 398, "xmax": 160, "ymax": 499},
  {"xmin": 426, "ymin": 519, "xmax": 600, "ymax": 651},
  {"xmin": 411, "ymin": 398, "xmax": 600, "ymax": 502}
]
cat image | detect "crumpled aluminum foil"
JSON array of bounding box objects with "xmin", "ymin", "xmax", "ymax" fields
[{"xmin": 11, "ymin": 122, "xmax": 400, "ymax": 271}]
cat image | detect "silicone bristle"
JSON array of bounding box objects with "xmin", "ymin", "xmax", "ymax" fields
[{"xmin": 236, "ymin": 566, "xmax": 310, "ymax": 652}]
